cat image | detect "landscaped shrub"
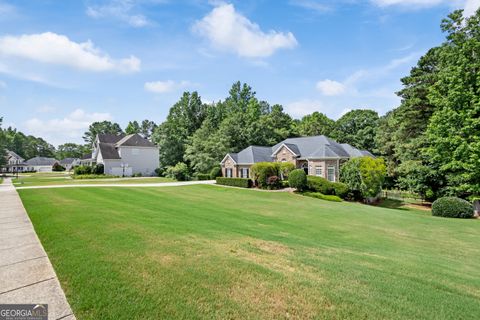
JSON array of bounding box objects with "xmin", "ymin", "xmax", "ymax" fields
[
  {"xmin": 154, "ymin": 168, "xmax": 163, "ymax": 177},
  {"xmin": 52, "ymin": 162, "xmax": 66, "ymax": 172},
  {"xmin": 306, "ymin": 176, "xmax": 350, "ymax": 199},
  {"xmin": 307, "ymin": 176, "xmax": 334, "ymax": 194},
  {"xmin": 332, "ymin": 182, "xmax": 349, "ymax": 199},
  {"xmin": 210, "ymin": 166, "xmax": 222, "ymax": 179},
  {"xmin": 196, "ymin": 173, "xmax": 211, "ymax": 181},
  {"xmin": 251, "ymin": 162, "xmax": 280, "ymax": 188},
  {"xmin": 266, "ymin": 175, "xmax": 282, "ymax": 190},
  {"xmin": 92, "ymin": 163, "xmax": 104, "ymax": 175},
  {"xmin": 279, "ymin": 162, "xmax": 295, "ymax": 179},
  {"xmin": 340, "ymin": 157, "xmax": 386, "ymax": 200},
  {"xmin": 74, "ymin": 165, "xmax": 92, "ymax": 175},
  {"xmin": 132, "ymin": 173, "xmax": 143, "ymax": 177},
  {"xmin": 432, "ymin": 197, "xmax": 474, "ymax": 219},
  {"xmin": 302, "ymin": 192, "xmax": 342, "ymax": 202},
  {"xmin": 165, "ymin": 162, "xmax": 190, "ymax": 181},
  {"xmin": 288, "ymin": 169, "xmax": 307, "ymax": 191},
  {"xmin": 216, "ymin": 177, "xmax": 252, "ymax": 188}
]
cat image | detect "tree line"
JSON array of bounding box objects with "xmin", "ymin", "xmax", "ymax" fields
[
  {"xmin": 375, "ymin": 10, "xmax": 480, "ymax": 200},
  {"xmin": 151, "ymin": 82, "xmax": 378, "ymax": 177}
]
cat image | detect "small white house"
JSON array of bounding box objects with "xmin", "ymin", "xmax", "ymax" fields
[
  {"xmin": 91, "ymin": 133, "xmax": 159, "ymax": 177},
  {"xmin": 25, "ymin": 157, "xmax": 59, "ymax": 172},
  {"xmin": 59, "ymin": 158, "xmax": 80, "ymax": 171}
]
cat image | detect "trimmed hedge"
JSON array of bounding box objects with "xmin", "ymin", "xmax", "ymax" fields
[
  {"xmin": 289, "ymin": 169, "xmax": 307, "ymax": 191},
  {"xmin": 216, "ymin": 177, "xmax": 252, "ymax": 188},
  {"xmin": 74, "ymin": 165, "xmax": 92, "ymax": 175},
  {"xmin": 432, "ymin": 197, "xmax": 474, "ymax": 219},
  {"xmin": 306, "ymin": 176, "xmax": 350, "ymax": 199},
  {"xmin": 92, "ymin": 163, "xmax": 104, "ymax": 175},
  {"xmin": 52, "ymin": 163, "xmax": 66, "ymax": 172},
  {"xmin": 72, "ymin": 174, "xmax": 118, "ymax": 180},
  {"xmin": 307, "ymin": 176, "xmax": 332, "ymax": 194},
  {"xmin": 302, "ymin": 192, "xmax": 342, "ymax": 202},
  {"xmin": 196, "ymin": 173, "xmax": 211, "ymax": 181}
]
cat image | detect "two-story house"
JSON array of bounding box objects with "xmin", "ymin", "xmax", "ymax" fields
[
  {"xmin": 2, "ymin": 150, "xmax": 27, "ymax": 173},
  {"xmin": 88, "ymin": 133, "xmax": 159, "ymax": 176}
]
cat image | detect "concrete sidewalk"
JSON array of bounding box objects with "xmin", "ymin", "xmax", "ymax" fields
[
  {"xmin": 16, "ymin": 179, "xmax": 216, "ymax": 190},
  {"xmin": 0, "ymin": 178, "xmax": 75, "ymax": 320}
]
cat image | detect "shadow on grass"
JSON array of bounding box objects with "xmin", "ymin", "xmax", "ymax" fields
[{"xmin": 374, "ymin": 198, "xmax": 410, "ymax": 211}]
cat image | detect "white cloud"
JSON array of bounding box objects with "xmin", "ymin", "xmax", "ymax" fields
[
  {"xmin": 464, "ymin": 0, "xmax": 480, "ymax": 16},
  {"xmin": 371, "ymin": 0, "xmax": 445, "ymax": 7},
  {"xmin": 316, "ymin": 79, "xmax": 346, "ymax": 96},
  {"xmin": 0, "ymin": 61, "xmax": 61, "ymax": 86},
  {"xmin": 0, "ymin": 1, "xmax": 15, "ymax": 16},
  {"xmin": 371, "ymin": 0, "xmax": 480, "ymax": 16},
  {"xmin": 193, "ymin": 3, "xmax": 297, "ymax": 58},
  {"xmin": 315, "ymin": 52, "xmax": 419, "ymax": 97},
  {"xmin": 86, "ymin": 0, "xmax": 155, "ymax": 27},
  {"xmin": 289, "ymin": 0, "xmax": 332, "ymax": 13},
  {"xmin": 144, "ymin": 80, "xmax": 191, "ymax": 93},
  {"xmin": 0, "ymin": 32, "xmax": 140, "ymax": 73},
  {"xmin": 36, "ymin": 105, "xmax": 56, "ymax": 113},
  {"xmin": 285, "ymin": 99, "xmax": 326, "ymax": 118},
  {"xmin": 339, "ymin": 108, "xmax": 352, "ymax": 117},
  {"xmin": 24, "ymin": 109, "xmax": 112, "ymax": 145}
]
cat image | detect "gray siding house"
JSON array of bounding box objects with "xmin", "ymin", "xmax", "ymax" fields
[{"xmin": 86, "ymin": 133, "xmax": 159, "ymax": 176}]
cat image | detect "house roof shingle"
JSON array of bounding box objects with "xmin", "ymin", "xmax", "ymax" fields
[
  {"xmin": 272, "ymin": 135, "xmax": 355, "ymax": 159},
  {"xmin": 59, "ymin": 158, "xmax": 78, "ymax": 165},
  {"xmin": 25, "ymin": 157, "xmax": 58, "ymax": 166},
  {"xmin": 115, "ymin": 134, "xmax": 156, "ymax": 147},
  {"xmin": 227, "ymin": 135, "xmax": 374, "ymax": 165},
  {"xmin": 80, "ymin": 152, "xmax": 92, "ymax": 160},
  {"xmin": 97, "ymin": 133, "xmax": 126, "ymax": 144},
  {"xmin": 98, "ymin": 143, "xmax": 121, "ymax": 160},
  {"xmin": 7, "ymin": 150, "xmax": 24, "ymax": 161}
]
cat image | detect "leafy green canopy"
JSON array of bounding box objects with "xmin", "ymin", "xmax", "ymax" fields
[
  {"xmin": 375, "ymin": 9, "xmax": 480, "ymax": 199},
  {"xmin": 333, "ymin": 109, "xmax": 379, "ymax": 151},
  {"xmin": 183, "ymin": 82, "xmax": 295, "ymax": 174},
  {"xmin": 0, "ymin": 119, "xmax": 56, "ymax": 160},
  {"xmin": 83, "ymin": 121, "xmax": 123, "ymax": 145},
  {"xmin": 341, "ymin": 157, "xmax": 386, "ymax": 199},
  {"xmin": 56, "ymin": 143, "xmax": 90, "ymax": 159}
]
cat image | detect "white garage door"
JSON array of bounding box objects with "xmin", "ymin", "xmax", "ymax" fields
[{"xmin": 111, "ymin": 167, "xmax": 132, "ymax": 177}]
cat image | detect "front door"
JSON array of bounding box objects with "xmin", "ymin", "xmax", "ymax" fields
[{"xmin": 302, "ymin": 163, "xmax": 308, "ymax": 175}]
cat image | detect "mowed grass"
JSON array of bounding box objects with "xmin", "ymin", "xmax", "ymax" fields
[
  {"xmin": 13, "ymin": 172, "xmax": 174, "ymax": 187},
  {"xmin": 18, "ymin": 185, "xmax": 480, "ymax": 319}
]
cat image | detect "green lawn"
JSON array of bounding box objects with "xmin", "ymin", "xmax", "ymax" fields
[
  {"xmin": 18, "ymin": 185, "xmax": 480, "ymax": 319},
  {"xmin": 13, "ymin": 173, "xmax": 174, "ymax": 187}
]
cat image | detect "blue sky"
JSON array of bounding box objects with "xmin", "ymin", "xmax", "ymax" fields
[{"xmin": 0, "ymin": 0, "xmax": 478, "ymax": 146}]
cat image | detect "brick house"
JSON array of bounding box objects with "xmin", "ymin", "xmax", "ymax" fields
[{"xmin": 220, "ymin": 135, "xmax": 373, "ymax": 182}]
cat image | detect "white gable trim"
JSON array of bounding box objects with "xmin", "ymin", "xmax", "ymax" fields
[
  {"xmin": 220, "ymin": 154, "xmax": 237, "ymax": 165},
  {"xmin": 271, "ymin": 143, "xmax": 299, "ymax": 157}
]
